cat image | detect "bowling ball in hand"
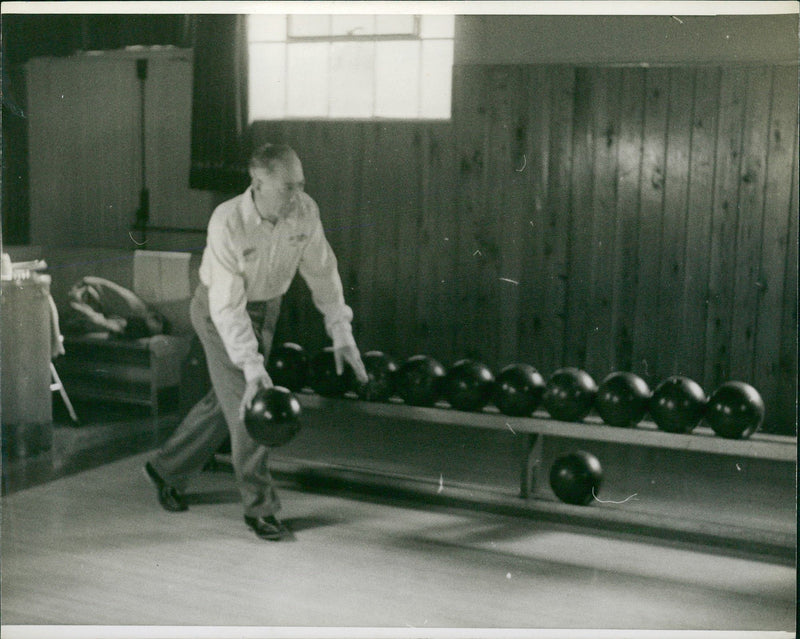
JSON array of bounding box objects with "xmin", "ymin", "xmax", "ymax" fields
[
  {"xmin": 549, "ymin": 450, "xmax": 603, "ymax": 506},
  {"xmin": 594, "ymin": 371, "xmax": 651, "ymax": 428},
  {"xmin": 649, "ymin": 375, "xmax": 707, "ymax": 434},
  {"xmin": 492, "ymin": 363, "xmax": 546, "ymax": 417},
  {"xmin": 267, "ymin": 342, "xmax": 309, "ymax": 392},
  {"xmin": 395, "ymin": 354, "xmax": 446, "ymax": 407},
  {"xmin": 347, "ymin": 350, "xmax": 399, "ymax": 402},
  {"xmin": 704, "ymin": 381, "xmax": 764, "ymax": 439},
  {"xmin": 244, "ymin": 386, "xmax": 302, "ymax": 448},
  {"xmin": 308, "ymin": 347, "xmax": 348, "ymax": 397},
  {"xmin": 542, "ymin": 367, "xmax": 598, "ymax": 422},
  {"xmin": 443, "ymin": 359, "xmax": 495, "ymax": 412}
]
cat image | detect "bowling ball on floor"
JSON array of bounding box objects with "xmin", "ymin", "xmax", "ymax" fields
[
  {"xmin": 549, "ymin": 450, "xmax": 603, "ymax": 506},
  {"xmin": 347, "ymin": 350, "xmax": 399, "ymax": 402},
  {"xmin": 395, "ymin": 354, "xmax": 446, "ymax": 407},
  {"xmin": 443, "ymin": 359, "xmax": 495, "ymax": 412},
  {"xmin": 542, "ymin": 367, "xmax": 597, "ymax": 422},
  {"xmin": 244, "ymin": 386, "xmax": 302, "ymax": 448},
  {"xmin": 267, "ymin": 342, "xmax": 309, "ymax": 392},
  {"xmin": 594, "ymin": 371, "xmax": 651, "ymax": 428},
  {"xmin": 492, "ymin": 363, "xmax": 546, "ymax": 417},
  {"xmin": 704, "ymin": 381, "xmax": 764, "ymax": 439},
  {"xmin": 308, "ymin": 347, "xmax": 348, "ymax": 397},
  {"xmin": 649, "ymin": 375, "xmax": 707, "ymax": 434}
]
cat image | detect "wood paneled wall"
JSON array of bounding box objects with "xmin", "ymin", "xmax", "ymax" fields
[
  {"xmin": 256, "ymin": 64, "xmax": 798, "ymax": 434},
  {"xmin": 26, "ymin": 58, "xmax": 797, "ymax": 432}
]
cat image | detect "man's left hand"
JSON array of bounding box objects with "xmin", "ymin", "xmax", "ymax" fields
[{"xmin": 334, "ymin": 344, "xmax": 368, "ymax": 384}]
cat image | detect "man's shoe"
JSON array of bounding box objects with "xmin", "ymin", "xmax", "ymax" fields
[
  {"xmin": 244, "ymin": 515, "xmax": 291, "ymax": 541},
  {"xmin": 143, "ymin": 462, "xmax": 188, "ymax": 512}
]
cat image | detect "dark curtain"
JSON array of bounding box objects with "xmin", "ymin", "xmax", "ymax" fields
[{"xmin": 189, "ymin": 15, "xmax": 250, "ymax": 193}]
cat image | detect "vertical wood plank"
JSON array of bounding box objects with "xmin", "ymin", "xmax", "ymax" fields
[
  {"xmin": 516, "ymin": 66, "xmax": 552, "ymax": 371},
  {"xmin": 704, "ymin": 67, "xmax": 748, "ymax": 388},
  {"xmin": 564, "ymin": 68, "xmax": 595, "ymax": 369},
  {"xmin": 356, "ymin": 122, "xmax": 384, "ymax": 354},
  {"xmin": 357, "ymin": 123, "xmax": 412, "ymax": 354},
  {"xmin": 754, "ymin": 65, "xmax": 798, "ymax": 433},
  {"xmin": 632, "ymin": 68, "xmax": 669, "ymax": 387},
  {"xmin": 437, "ymin": 67, "xmax": 477, "ymax": 364},
  {"xmin": 676, "ymin": 67, "xmax": 720, "ymax": 381},
  {"xmin": 611, "ymin": 69, "xmax": 645, "ymax": 378},
  {"xmin": 584, "ymin": 68, "xmax": 622, "ymax": 380},
  {"xmin": 538, "ymin": 67, "xmax": 575, "ymax": 376},
  {"xmin": 416, "ymin": 122, "xmax": 456, "ymax": 362},
  {"xmin": 464, "ymin": 66, "xmax": 500, "ymax": 366},
  {"xmin": 309, "ymin": 123, "xmax": 364, "ymax": 347},
  {"xmin": 776, "ymin": 120, "xmax": 798, "ymax": 434},
  {"xmin": 393, "ymin": 125, "xmax": 424, "ymax": 357},
  {"xmin": 452, "ymin": 64, "xmax": 490, "ymax": 363},
  {"xmin": 658, "ymin": 68, "xmax": 694, "ymax": 376},
  {"xmin": 730, "ymin": 67, "xmax": 773, "ymax": 382},
  {"xmin": 487, "ymin": 66, "xmax": 528, "ymax": 370},
  {"xmin": 611, "ymin": 68, "xmax": 645, "ymax": 375}
]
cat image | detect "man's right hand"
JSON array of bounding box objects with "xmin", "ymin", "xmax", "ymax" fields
[{"xmin": 239, "ymin": 371, "xmax": 274, "ymax": 421}]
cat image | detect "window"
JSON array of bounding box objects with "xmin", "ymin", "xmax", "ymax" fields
[{"xmin": 247, "ymin": 14, "xmax": 455, "ymax": 120}]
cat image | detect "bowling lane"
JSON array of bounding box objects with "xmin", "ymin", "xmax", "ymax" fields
[{"xmin": 1, "ymin": 452, "xmax": 794, "ymax": 630}]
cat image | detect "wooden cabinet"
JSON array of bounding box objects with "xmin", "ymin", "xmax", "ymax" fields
[
  {"xmin": 25, "ymin": 48, "xmax": 213, "ymax": 249},
  {"xmin": 1, "ymin": 276, "xmax": 53, "ymax": 457},
  {"xmin": 57, "ymin": 333, "xmax": 190, "ymax": 417}
]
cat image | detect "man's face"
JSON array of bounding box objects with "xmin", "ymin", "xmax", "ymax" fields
[{"xmin": 251, "ymin": 153, "xmax": 305, "ymax": 221}]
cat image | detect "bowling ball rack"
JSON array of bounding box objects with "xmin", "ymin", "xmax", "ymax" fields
[{"xmin": 258, "ymin": 392, "xmax": 796, "ymax": 561}]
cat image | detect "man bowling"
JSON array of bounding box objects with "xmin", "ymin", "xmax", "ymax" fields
[{"xmin": 145, "ymin": 143, "xmax": 368, "ymax": 541}]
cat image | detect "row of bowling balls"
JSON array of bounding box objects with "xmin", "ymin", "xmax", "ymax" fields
[
  {"xmin": 244, "ymin": 380, "xmax": 604, "ymax": 507},
  {"xmin": 267, "ymin": 343, "xmax": 765, "ymax": 440}
]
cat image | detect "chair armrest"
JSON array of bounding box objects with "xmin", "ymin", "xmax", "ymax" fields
[{"xmin": 148, "ymin": 335, "xmax": 191, "ymax": 388}]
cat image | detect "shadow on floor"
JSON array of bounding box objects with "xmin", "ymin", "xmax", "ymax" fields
[{"xmin": 1, "ymin": 399, "xmax": 183, "ymax": 496}]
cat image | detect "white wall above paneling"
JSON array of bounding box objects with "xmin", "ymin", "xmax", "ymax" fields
[{"xmin": 454, "ymin": 14, "xmax": 799, "ymax": 65}]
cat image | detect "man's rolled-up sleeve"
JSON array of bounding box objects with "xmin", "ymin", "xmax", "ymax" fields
[{"xmin": 205, "ymin": 219, "xmax": 266, "ymax": 382}]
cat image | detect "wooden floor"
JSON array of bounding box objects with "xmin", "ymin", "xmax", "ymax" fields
[{"xmin": 1, "ymin": 447, "xmax": 796, "ymax": 634}]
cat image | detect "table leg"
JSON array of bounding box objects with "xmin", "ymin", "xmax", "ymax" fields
[{"xmin": 520, "ymin": 432, "xmax": 543, "ymax": 499}]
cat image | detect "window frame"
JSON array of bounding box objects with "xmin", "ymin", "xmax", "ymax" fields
[{"xmin": 246, "ymin": 14, "xmax": 454, "ymax": 122}]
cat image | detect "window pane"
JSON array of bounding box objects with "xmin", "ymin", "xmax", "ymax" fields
[
  {"xmin": 288, "ymin": 15, "xmax": 330, "ymax": 38},
  {"xmin": 375, "ymin": 15, "xmax": 417, "ymax": 36},
  {"xmin": 420, "ymin": 40, "xmax": 453, "ymax": 118},
  {"xmin": 248, "ymin": 14, "xmax": 286, "ymax": 42},
  {"xmin": 286, "ymin": 43, "xmax": 329, "ymax": 116},
  {"xmin": 329, "ymin": 41, "xmax": 374, "ymax": 118},
  {"xmin": 248, "ymin": 43, "xmax": 286, "ymax": 120},
  {"xmin": 420, "ymin": 15, "xmax": 455, "ymax": 38},
  {"xmin": 375, "ymin": 41, "xmax": 420, "ymax": 118},
  {"xmin": 331, "ymin": 15, "xmax": 375, "ymax": 37},
  {"xmin": 248, "ymin": 13, "xmax": 453, "ymax": 120}
]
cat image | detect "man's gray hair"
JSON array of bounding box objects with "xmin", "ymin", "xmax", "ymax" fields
[{"xmin": 249, "ymin": 143, "xmax": 297, "ymax": 174}]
